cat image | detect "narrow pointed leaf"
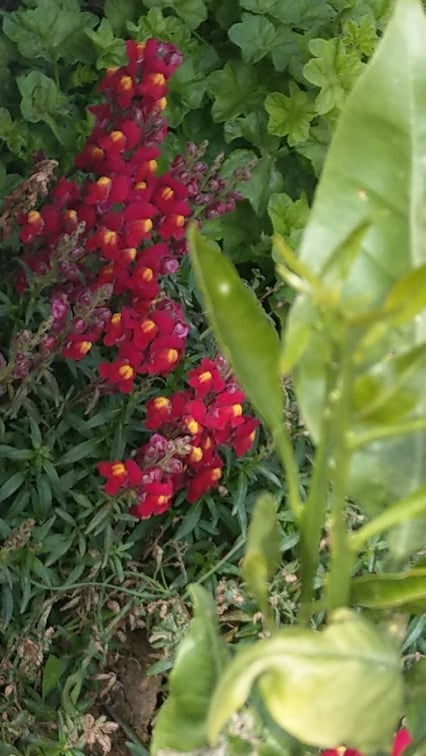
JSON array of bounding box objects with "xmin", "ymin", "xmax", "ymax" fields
[
  {"xmin": 188, "ymin": 224, "xmax": 283, "ymax": 434},
  {"xmin": 350, "ymin": 569, "xmax": 426, "ymax": 611},
  {"xmin": 242, "ymin": 492, "xmax": 280, "ymax": 619}
]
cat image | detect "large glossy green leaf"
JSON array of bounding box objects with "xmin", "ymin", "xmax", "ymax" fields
[
  {"xmin": 207, "ymin": 609, "xmax": 403, "ymax": 753},
  {"xmin": 188, "ymin": 224, "xmax": 283, "ymax": 434},
  {"xmin": 150, "ymin": 584, "xmax": 227, "ymax": 754},
  {"xmin": 283, "ymin": 0, "xmax": 426, "ymax": 513}
]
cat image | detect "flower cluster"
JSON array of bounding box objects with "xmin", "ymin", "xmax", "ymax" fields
[
  {"xmin": 322, "ymin": 729, "xmax": 411, "ymax": 756},
  {"xmin": 4, "ymin": 37, "xmax": 258, "ymax": 518},
  {"xmin": 98, "ymin": 357, "xmax": 259, "ymax": 518}
]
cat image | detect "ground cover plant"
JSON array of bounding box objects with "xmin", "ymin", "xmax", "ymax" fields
[{"xmin": 0, "ymin": 0, "xmax": 425, "ymax": 754}]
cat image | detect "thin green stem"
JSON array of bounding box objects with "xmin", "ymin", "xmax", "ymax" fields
[
  {"xmin": 326, "ymin": 341, "xmax": 355, "ymax": 613},
  {"xmin": 273, "ymin": 424, "xmax": 303, "ymax": 522},
  {"xmin": 348, "ymin": 415, "xmax": 426, "ymax": 450},
  {"xmin": 297, "ymin": 396, "xmax": 335, "ymax": 623}
]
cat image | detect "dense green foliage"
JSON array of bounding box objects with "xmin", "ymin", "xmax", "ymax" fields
[{"xmin": 1, "ymin": 0, "xmax": 424, "ymax": 755}]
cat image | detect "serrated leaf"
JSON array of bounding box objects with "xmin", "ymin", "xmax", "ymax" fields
[
  {"xmin": 303, "ymin": 38, "xmax": 364, "ymax": 114},
  {"xmin": 268, "ymin": 193, "xmax": 310, "ymax": 249},
  {"xmin": 2, "ymin": 0, "xmax": 97, "ymax": 64},
  {"xmin": 207, "ymin": 61, "xmax": 263, "ymax": 122},
  {"xmin": 18, "ymin": 71, "xmax": 67, "ymax": 124},
  {"xmin": 188, "ymin": 225, "xmax": 283, "ymax": 435},
  {"xmin": 265, "ymin": 84, "xmax": 315, "ymax": 145},
  {"xmin": 228, "ymin": 13, "xmax": 279, "ymax": 65},
  {"xmin": 207, "ymin": 609, "xmax": 403, "ymax": 752},
  {"xmin": 85, "ymin": 19, "xmax": 126, "ymax": 69}
]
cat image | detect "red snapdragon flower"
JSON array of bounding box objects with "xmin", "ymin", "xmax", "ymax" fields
[
  {"xmin": 98, "ymin": 459, "xmax": 143, "ymax": 496},
  {"xmin": 321, "ymin": 728, "xmax": 411, "ymax": 756}
]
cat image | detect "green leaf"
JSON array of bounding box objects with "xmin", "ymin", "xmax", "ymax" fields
[
  {"xmin": 85, "ymin": 19, "xmax": 126, "ymax": 70},
  {"xmin": 303, "ymin": 38, "xmax": 364, "ymax": 114},
  {"xmin": 265, "ymin": 84, "xmax": 316, "ymax": 146},
  {"xmin": 172, "ymin": 0, "xmax": 208, "ymax": 29},
  {"xmin": 0, "ymin": 471, "xmax": 25, "ymax": 503},
  {"xmin": 242, "ymin": 0, "xmax": 334, "ymax": 31},
  {"xmin": 268, "ymin": 193, "xmax": 310, "ymax": 250},
  {"xmin": 42, "ymin": 655, "xmax": 68, "ymax": 699},
  {"xmin": 286, "ymin": 0, "xmax": 426, "ymax": 513},
  {"xmin": 350, "ymin": 569, "xmax": 426, "ymax": 610},
  {"xmin": 2, "ymin": 0, "xmax": 97, "ymax": 64},
  {"xmin": 242, "ymin": 156, "xmax": 284, "ymax": 216},
  {"xmin": 228, "ymin": 13, "xmax": 279, "ymax": 64},
  {"xmin": 208, "ymin": 61, "xmax": 263, "ymax": 122},
  {"xmin": 343, "ymin": 16, "xmax": 379, "ymax": 56},
  {"xmin": 17, "ymin": 71, "xmax": 67, "ymax": 124},
  {"xmin": 353, "ymin": 344, "xmax": 426, "ymax": 423},
  {"xmin": 150, "ymin": 584, "xmax": 227, "ymax": 753},
  {"xmin": 188, "ymin": 225, "xmax": 283, "ymax": 434},
  {"xmin": 104, "ymin": 0, "xmax": 139, "ymax": 34},
  {"xmin": 57, "ymin": 438, "xmax": 101, "ymax": 465},
  {"xmin": 1, "ymin": 582, "xmax": 13, "ymax": 630},
  {"xmin": 127, "ymin": 8, "xmax": 192, "ymax": 50},
  {"xmin": 207, "ymin": 609, "xmax": 403, "ymax": 752},
  {"xmin": 242, "ymin": 493, "xmax": 280, "ymax": 622}
]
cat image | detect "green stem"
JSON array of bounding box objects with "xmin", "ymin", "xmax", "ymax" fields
[
  {"xmin": 273, "ymin": 424, "xmax": 303, "ymax": 522},
  {"xmin": 348, "ymin": 414, "xmax": 426, "ymax": 450},
  {"xmin": 297, "ymin": 396, "xmax": 335, "ymax": 623},
  {"xmin": 326, "ymin": 341, "xmax": 355, "ymax": 613}
]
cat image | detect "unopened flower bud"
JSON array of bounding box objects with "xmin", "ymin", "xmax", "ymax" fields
[
  {"xmin": 39, "ymin": 335, "xmax": 57, "ymax": 358},
  {"xmin": 71, "ymin": 317, "xmax": 87, "ymax": 334}
]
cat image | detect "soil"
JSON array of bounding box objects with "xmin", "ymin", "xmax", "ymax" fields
[{"xmin": 90, "ymin": 630, "xmax": 164, "ymax": 755}]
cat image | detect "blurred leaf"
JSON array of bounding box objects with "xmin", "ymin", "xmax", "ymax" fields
[
  {"xmin": 104, "ymin": 0, "xmax": 139, "ymax": 33},
  {"xmin": 242, "ymin": 492, "xmax": 280, "ymax": 622},
  {"xmin": 350, "ymin": 569, "xmax": 426, "ymax": 610},
  {"xmin": 287, "ymin": 0, "xmax": 426, "ymax": 513},
  {"xmin": 151, "ymin": 584, "xmax": 227, "ymax": 753},
  {"xmin": 188, "ymin": 225, "xmax": 283, "ymax": 434},
  {"xmin": 42, "ymin": 654, "xmax": 68, "ymax": 699},
  {"xmin": 1, "ymin": 581, "xmax": 13, "ymax": 630},
  {"xmin": 207, "ymin": 609, "xmax": 403, "ymax": 752}
]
